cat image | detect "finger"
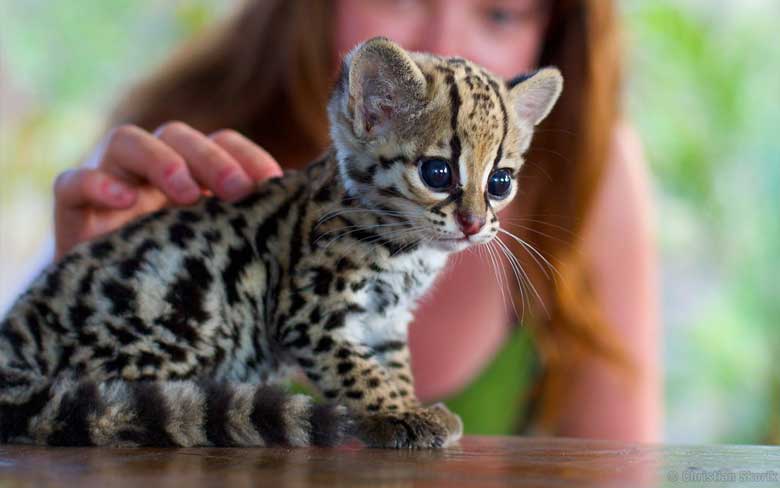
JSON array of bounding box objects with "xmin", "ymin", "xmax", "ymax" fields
[
  {"xmin": 54, "ymin": 168, "xmax": 138, "ymax": 210},
  {"xmin": 100, "ymin": 124, "xmax": 202, "ymax": 205},
  {"xmin": 209, "ymin": 129, "xmax": 283, "ymax": 182},
  {"xmin": 155, "ymin": 122, "xmax": 254, "ymax": 201}
]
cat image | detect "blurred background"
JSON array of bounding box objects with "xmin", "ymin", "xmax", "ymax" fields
[{"xmin": 1, "ymin": 0, "xmax": 778, "ymax": 445}]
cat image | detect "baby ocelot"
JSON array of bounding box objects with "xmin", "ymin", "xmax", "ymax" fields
[{"xmin": 0, "ymin": 37, "xmax": 562, "ymax": 448}]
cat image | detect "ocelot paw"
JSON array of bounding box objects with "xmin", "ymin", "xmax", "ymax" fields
[{"xmin": 355, "ymin": 403, "xmax": 463, "ymax": 449}]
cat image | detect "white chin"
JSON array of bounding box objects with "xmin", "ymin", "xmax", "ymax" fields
[{"xmin": 428, "ymin": 238, "xmax": 473, "ymax": 252}]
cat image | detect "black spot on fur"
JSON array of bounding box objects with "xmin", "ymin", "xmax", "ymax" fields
[
  {"xmin": 89, "ymin": 241, "xmax": 114, "ymax": 259},
  {"xmin": 378, "ymin": 156, "xmax": 405, "ymax": 169},
  {"xmin": 169, "ymin": 223, "xmax": 195, "ymax": 249},
  {"xmin": 222, "ymin": 242, "xmax": 255, "ymax": 305},
  {"xmin": 178, "ymin": 209, "xmax": 202, "ymax": 224},
  {"xmin": 103, "ymin": 353, "xmax": 130, "ymax": 374},
  {"xmin": 311, "ymin": 267, "xmax": 333, "ymax": 295},
  {"xmin": 335, "ymin": 257, "xmax": 357, "ymax": 272},
  {"xmin": 77, "ymin": 267, "xmax": 96, "ymax": 294},
  {"xmin": 229, "ymin": 215, "xmax": 248, "ymax": 235},
  {"xmin": 127, "ymin": 316, "xmax": 152, "ymax": 336},
  {"xmin": 251, "ymin": 386, "xmax": 288, "ymax": 446},
  {"xmin": 0, "ymin": 385, "xmax": 52, "ymax": 442},
  {"xmin": 205, "ymin": 197, "xmax": 226, "ymax": 217},
  {"xmin": 119, "ymin": 382, "xmax": 175, "ymax": 446},
  {"xmin": 102, "ymin": 279, "xmax": 136, "ymax": 315},
  {"xmin": 119, "ymin": 239, "xmax": 160, "ymax": 279},
  {"xmin": 107, "ymin": 323, "xmax": 137, "ymax": 346},
  {"xmin": 47, "ymin": 381, "xmax": 102, "ymax": 446},
  {"xmin": 378, "ymin": 186, "xmax": 404, "ymax": 199},
  {"xmin": 314, "ymin": 336, "xmax": 334, "ymax": 353},
  {"xmin": 202, "ymin": 381, "xmax": 235, "ymax": 446},
  {"xmin": 308, "ymin": 306, "xmax": 322, "ymax": 324},
  {"xmin": 309, "ymin": 403, "xmax": 346, "ymax": 447},
  {"xmin": 204, "ymin": 230, "xmax": 222, "ymax": 243},
  {"xmin": 345, "ymin": 166, "xmax": 373, "ymax": 185},
  {"xmin": 288, "ymin": 329, "xmax": 311, "ymax": 349},
  {"xmin": 374, "ymin": 341, "xmax": 405, "ymax": 354},
  {"xmin": 157, "ymin": 257, "xmax": 213, "ymax": 344},
  {"xmin": 324, "ymin": 310, "xmax": 346, "ymax": 330},
  {"xmin": 313, "ymin": 185, "xmax": 331, "ymax": 202},
  {"xmin": 336, "ymin": 361, "xmax": 354, "ymax": 374},
  {"xmin": 159, "ymin": 342, "xmax": 188, "ymax": 363},
  {"xmin": 297, "ymin": 357, "xmax": 315, "ymax": 369},
  {"xmin": 137, "ymin": 351, "xmax": 162, "ymax": 370}
]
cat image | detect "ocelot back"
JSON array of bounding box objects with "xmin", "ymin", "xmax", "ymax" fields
[{"xmin": 0, "ymin": 37, "xmax": 562, "ymax": 448}]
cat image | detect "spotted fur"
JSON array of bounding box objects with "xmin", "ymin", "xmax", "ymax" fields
[{"xmin": 0, "ymin": 38, "xmax": 562, "ymax": 448}]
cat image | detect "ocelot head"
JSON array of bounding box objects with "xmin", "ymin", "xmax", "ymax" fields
[{"xmin": 328, "ymin": 37, "xmax": 562, "ymax": 252}]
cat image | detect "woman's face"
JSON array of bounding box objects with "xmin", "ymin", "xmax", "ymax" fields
[{"xmin": 333, "ymin": 0, "xmax": 549, "ymax": 79}]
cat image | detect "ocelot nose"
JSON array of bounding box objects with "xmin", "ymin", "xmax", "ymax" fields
[{"xmin": 455, "ymin": 211, "xmax": 485, "ymax": 236}]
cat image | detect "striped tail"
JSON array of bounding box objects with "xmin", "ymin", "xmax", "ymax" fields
[{"xmin": 0, "ymin": 378, "xmax": 350, "ymax": 447}]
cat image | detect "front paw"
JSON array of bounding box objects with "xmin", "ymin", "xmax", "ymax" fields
[{"xmin": 355, "ymin": 404, "xmax": 463, "ymax": 449}]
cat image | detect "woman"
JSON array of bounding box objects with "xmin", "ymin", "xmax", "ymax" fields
[{"xmin": 52, "ymin": 0, "xmax": 660, "ymax": 442}]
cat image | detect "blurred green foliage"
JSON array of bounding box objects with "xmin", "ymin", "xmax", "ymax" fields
[{"xmin": 1, "ymin": 0, "xmax": 778, "ymax": 444}]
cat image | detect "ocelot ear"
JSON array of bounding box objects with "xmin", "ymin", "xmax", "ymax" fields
[
  {"xmin": 506, "ymin": 67, "xmax": 563, "ymax": 126},
  {"xmin": 346, "ymin": 37, "xmax": 428, "ymax": 138}
]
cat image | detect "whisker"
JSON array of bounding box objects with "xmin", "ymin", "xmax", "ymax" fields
[
  {"xmin": 484, "ymin": 240, "xmax": 510, "ymax": 319},
  {"xmin": 495, "ymin": 237, "xmax": 543, "ymax": 320},
  {"xmin": 498, "ymin": 228, "xmax": 561, "ymax": 284},
  {"xmin": 489, "ymin": 239, "xmax": 522, "ymax": 322},
  {"xmin": 500, "ymin": 222, "xmax": 573, "ymax": 246}
]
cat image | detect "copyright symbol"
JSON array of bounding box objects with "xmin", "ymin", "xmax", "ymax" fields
[{"xmin": 667, "ymin": 471, "xmax": 679, "ymax": 482}]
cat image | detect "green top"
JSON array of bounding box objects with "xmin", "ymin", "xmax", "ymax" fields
[{"xmin": 444, "ymin": 325, "xmax": 538, "ymax": 435}]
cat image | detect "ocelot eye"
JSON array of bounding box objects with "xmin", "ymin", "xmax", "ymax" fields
[
  {"xmin": 418, "ymin": 158, "xmax": 453, "ymax": 190},
  {"xmin": 487, "ymin": 169, "xmax": 513, "ymax": 199}
]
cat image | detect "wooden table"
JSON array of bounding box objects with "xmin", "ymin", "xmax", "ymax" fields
[{"xmin": 1, "ymin": 436, "xmax": 778, "ymax": 487}]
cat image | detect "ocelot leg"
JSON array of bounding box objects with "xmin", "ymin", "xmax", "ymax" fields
[{"xmin": 292, "ymin": 339, "xmax": 462, "ymax": 448}]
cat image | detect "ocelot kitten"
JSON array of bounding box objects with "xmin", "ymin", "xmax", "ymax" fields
[{"xmin": 0, "ymin": 38, "xmax": 562, "ymax": 448}]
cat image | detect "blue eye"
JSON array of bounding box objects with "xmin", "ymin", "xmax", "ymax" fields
[
  {"xmin": 488, "ymin": 169, "xmax": 512, "ymax": 198},
  {"xmin": 418, "ymin": 159, "xmax": 453, "ymax": 190}
]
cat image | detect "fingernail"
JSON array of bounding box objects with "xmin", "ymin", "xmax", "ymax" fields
[
  {"xmin": 168, "ymin": 170, "xmax": 199, "ymax": 200},
  {"xmin": 104, "ymin": 181, "xmax": 131, "ymax": 202},
  {"xmin": 222, "ymin": 172, "xmax": 252, "ymax": 198}
]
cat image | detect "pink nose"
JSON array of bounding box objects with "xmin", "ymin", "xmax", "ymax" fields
[{"xmin": 455, "ymin": 211, "xmax": 485, "ymax": 236}]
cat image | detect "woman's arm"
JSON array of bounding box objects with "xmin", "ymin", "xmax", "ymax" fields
[{"xmin": 556, "ymin": 122, "xmax": 662, "ymax": 443}]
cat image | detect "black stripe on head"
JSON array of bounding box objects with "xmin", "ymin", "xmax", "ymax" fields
[
  {"xmin": 378, "ymin": 156, "xmax": 406, "ymax": 169},
  {"xmin": 250, "ymin": 385, "xmax": 289, "ymax": 446},
  {"xmin": 119, "ymin": 382, "xmax": 176, "ymax": 446},
  {"xmin": 309, "ymin": 403, "xmax": 348, "ymax": 447},
  {"xmin": 487, "ymin": 78, "xmax": 509, "ymax": 170},
  {"xmin": 202, "ymin": 381, "xmax": 235, "ymax": 447},
  {"xmin": 445, "ymin": 74, "xmax": 463, "ymax": 172},
  {"xmin": 430, "ymin": 188, "xmax": 462, "ymax": 214},
  {"xmin": 47, "ymin": 381, "xmax": 102, "ymax": 446}
]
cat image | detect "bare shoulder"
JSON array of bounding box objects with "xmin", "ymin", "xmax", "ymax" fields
[
  {"xmin": 584, "ymin": 120, "xmax": 655, "ymax": 248},
  {"xmin": 581, "ymin": 119, "xmax": 659, "ymax": 339}
]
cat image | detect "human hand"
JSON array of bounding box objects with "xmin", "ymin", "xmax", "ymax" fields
[{"xmin": 53, "ymin": 122, "xmax": 282, "ymax": 260}]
